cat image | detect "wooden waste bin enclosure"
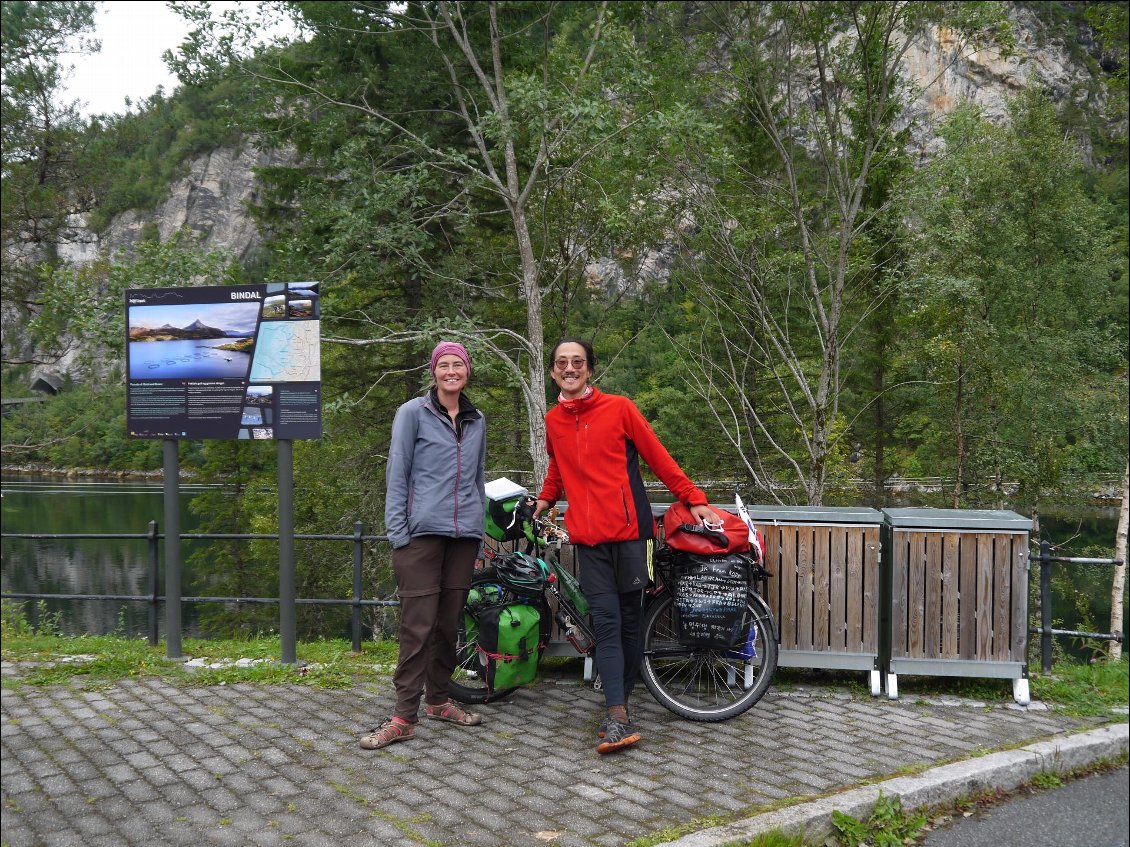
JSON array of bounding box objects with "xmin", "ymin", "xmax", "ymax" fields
[
  {"xmin": 882, "ymin": 508, "xmax": 1032, "ymax": 705},
  {"xmin": 745, "ymin": 506, "xmax": 884, "ymax": 695}
]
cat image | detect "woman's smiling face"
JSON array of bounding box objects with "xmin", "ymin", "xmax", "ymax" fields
[
  {"xmin": 434, "ymin": 354, "xmax": 468, "ymax": 395},
  {"xmin": 551, "ymin": 342, "xmax": 591, "ymax": 399}
]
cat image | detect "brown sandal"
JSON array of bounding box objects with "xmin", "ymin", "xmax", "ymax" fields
[
  {"xmin": 360, "ymin": 718, "xmax": 415, "ymax": 749},
  {"xmin": 423, "ymin": 701, "xmax": 482, "ymax": 726}
]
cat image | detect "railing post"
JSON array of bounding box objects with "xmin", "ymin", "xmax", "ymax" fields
[
  {"xmin": 352, "ymin": 521, "xmax": 364, "ymax": 653},
  {"xmin": 147, "ymin": 520, "xmax": 159, "ymax": 647},
  {"xmin": 1040, "ymin": 539, "xmax": 1053, "ymax": 674}
]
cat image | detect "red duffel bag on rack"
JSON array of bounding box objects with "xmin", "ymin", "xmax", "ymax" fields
[{"xmin": 661, "ymin": 502, "xmax": 752, "ymax": 556}]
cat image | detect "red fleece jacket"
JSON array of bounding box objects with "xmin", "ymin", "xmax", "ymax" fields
[{"xmin": 536, "ymin": 388, "xmax": 707, "ymax": 546}]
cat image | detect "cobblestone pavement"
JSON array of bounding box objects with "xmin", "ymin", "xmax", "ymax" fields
[{"xmin": 0, "ymin": 663, "xmax": 1110, "ymax": 847}]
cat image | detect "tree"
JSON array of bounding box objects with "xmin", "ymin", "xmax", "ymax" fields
[
  {"xmin": 901, "ymin": 91, "xmax": 1124, "ymax": 506},
  {"xmin": 1112, "ymin": 461, "xmax": 1128, "ymax": 661},
  {"xmin": 1, "ymin": 0, "xmax": 99, "ymax": 363},
  {"xmin": 669, "ymin": 1, "xmax": 1011, "ymax": 504},
  {"xmin": 170, "ymin": 1, "xmax": 703, "ymax": 479}
]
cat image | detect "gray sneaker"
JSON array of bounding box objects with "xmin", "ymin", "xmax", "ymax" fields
[
  {"xmin": 597, "ymin": 714, "xmax": 637, "ymax": 738},
  {"xmin": 596, "ymin": 719, "xmax": 641, "ymax": 754}
]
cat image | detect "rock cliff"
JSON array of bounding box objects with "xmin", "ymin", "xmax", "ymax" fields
[{"xmin": 58, "ymin": 145, "xmax": 289, "ymax": 266}]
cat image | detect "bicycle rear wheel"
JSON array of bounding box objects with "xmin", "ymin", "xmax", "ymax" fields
[{"xmin": 640, "ymin": 591, "xmax": 777, "ymax": 721}]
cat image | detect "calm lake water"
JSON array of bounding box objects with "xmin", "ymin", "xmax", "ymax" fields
[
  {"xmin": 1, "ymin": 477, "xmax": 208, "ymax": 638},
  {"xmin": 128, "ymin": 339, "xmax": 251, "ymax": 379},
  {"xmin": 1, "ymin": 476, "xmax": 1124, "ymax": 654}
]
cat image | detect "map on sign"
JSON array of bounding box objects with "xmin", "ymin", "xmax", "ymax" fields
[{"xmin": 249, "ymin": 321, "xmax": 321, "ymax": 383}]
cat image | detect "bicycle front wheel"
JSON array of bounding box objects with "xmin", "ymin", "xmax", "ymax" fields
[
  {"xmin": 448, "ymin": 571, "xmax": 520, "ymax": 705},
  {"xmin": 448, "ymin": 606, "xmax": 520, "ymax": 704},
  {"xmin": 640, "ymin": 592, "xmax": 777, "ymax": 722}
]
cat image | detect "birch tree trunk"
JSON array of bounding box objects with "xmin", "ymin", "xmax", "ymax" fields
[{"xmin": 1110, "ymin": 460, "xmax": 1128, "ymax": 661}]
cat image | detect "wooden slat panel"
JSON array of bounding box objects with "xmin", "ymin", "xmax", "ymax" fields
[
  {"xmin": 993, "ymin": 534, "xmax": 1011, "ymax": 661},
  {"xmin": 830, "ymin": 527, "xmax": 847, "ymax": 651},
  {"xmin": 862, "ymin": 526, "xmax": 879, "ymax": 653},
  {"xmin": 1009, "ymin": 533, "xmax": 1029, "ymax": 661},
  {"xmin": 796, "ymin": 527, "xmax": 814, "ymax": 650},
  {"xmin": 907, "ymin": 531, "xmax": 926, "ymax": 659},
  {"xmin": 760, "ymin": 523, "xmax": 782, "ymax": 622},
  {"xmin": 941, "ymin": 532, "xmax": 959, "ymax": 658},
  {"xmin": 846, "ymin": 527, "xmax": 863, "ymax": 651},
  {"xmin": 891, "ymin": 530, "xmax": 908, "ymax": 657},
  {"xmin": 976, "ymin": 534, "xmax": 993, "ymax": 660},
  {"xmin": 780, "ymin": 526, "xmax": 798, "ymax": 650},
  {"xmin": 958, "ymin": 534, "xmax": 977, "ymax": 659},
  {"xmin": 814, "ymin": 528, "xmax": 830, "ymax": 650},
  {"xmin": 925, "ymin": 533, "xmax": 943, "ymax": 658}
]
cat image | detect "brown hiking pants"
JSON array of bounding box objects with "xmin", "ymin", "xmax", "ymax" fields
[{"xmin": 390, "ymin": 535, "xmax": 479, "ymax": 722}]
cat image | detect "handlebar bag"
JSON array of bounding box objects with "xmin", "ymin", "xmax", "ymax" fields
[
  {"xmin": 662, "ymin": 502, "xmax": 752, "ymax": 555},
  {"xmin": 485, "ymin": 494, "xmax": 536, "ymax": 543}
]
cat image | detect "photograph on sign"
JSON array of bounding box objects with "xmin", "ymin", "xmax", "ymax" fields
[{"xmin": 127, "ymin": 301, "xmax": 258, "ymax": 380}]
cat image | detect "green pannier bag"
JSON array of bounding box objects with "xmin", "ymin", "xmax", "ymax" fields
[
  {"xmin": 462, "ymin": 581, "xmax": 506, "ymax": 648},
  {"xmin": 474, "ymin": 602, "xmax": 543, "ymax": 694}
]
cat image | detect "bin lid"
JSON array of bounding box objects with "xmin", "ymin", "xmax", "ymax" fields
[
  {"xmin": 882, "ymin": 507, "xmax": 1032, "ymax": 530},
  {"xmin": 739, "ymin": 504, "xmax": 884, "ymax": 525}
]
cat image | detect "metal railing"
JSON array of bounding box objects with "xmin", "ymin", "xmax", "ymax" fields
[
  {"xmin": 1029, "ymin": 539, "xmax": 1125, "ymax": 673},
  {"xmin": 1, "ymin": 521, "xmax": 396, "ymax": 654}
]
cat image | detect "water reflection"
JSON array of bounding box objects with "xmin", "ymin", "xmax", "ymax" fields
[{"xmin": 1, "ymin": 477, "xmax": 206, "ymax": 638}]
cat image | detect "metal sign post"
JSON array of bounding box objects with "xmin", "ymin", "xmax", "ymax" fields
[
  {"xmin": 163, "ymin": 439, "xmax": 183, "ymax": 659},
  {"xmin": 278, "ymin": 439, "xmax": 297, "ymax": 665}
]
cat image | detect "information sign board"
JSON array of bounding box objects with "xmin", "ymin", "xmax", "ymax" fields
[{"xmin": 126, "ymin": 283, "xmax": 322, "ymax": 440}]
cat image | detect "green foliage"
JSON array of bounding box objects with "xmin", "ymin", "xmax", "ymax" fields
[
  {"xmin": 80, "ymin": 82, "xmax": 247, "ymax": 231},
  {"xmin": 898, "ymin": 89, "xmax": 1127, "ymax": 505},
  {"xmin": 1028, "ymin": 770, "xmax": 1063, "ymax": 790},
  {"xmin": 30, "ymin": 235, "xmax": 243, "ymax": 368},
  {"xmin": 0, "ymin": 382, "xmax": 165, "ymax": 470},
  {"xmin": 831, "ymin": 792, "xmax": 927, "ymax": 847}
]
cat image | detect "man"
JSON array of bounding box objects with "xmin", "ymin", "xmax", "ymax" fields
[{"xmin": 535, "ymin": 338, "xmax": 718, "ymax": 753}]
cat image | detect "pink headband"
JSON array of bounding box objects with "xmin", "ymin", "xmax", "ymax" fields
[{"xmin": 430, "ymin": 341, "xmax": 471, "ymax": 376}]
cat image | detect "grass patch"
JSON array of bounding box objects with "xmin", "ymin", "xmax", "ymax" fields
[
  {"xmin": 627, "ymin": 813, "xmax": 733, "ymax": 847},
  {"xmin": 2, "ymin": 602, "xmax": 400, "ymax": 689},
  {"xmin": 831, "ymin": 792, "xmax": 927, "ymax": 847},
  {"xmin": 1029, "ymin": 657, "xmax": 1130, "ymax": 717},
  {"xmin": 773, "ymin": 660, "xmax": 1128, "ymax": 718}
]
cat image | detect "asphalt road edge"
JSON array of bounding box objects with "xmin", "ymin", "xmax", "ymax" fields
[{"xmin": 657, "ymin": 722, "xmax": 1130, "ymax": 847}]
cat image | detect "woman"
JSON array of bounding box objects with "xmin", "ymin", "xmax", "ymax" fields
[
  {"xmin": 362, "ymin": 341, "xmax": 487, "ymax": 750},
  {"xmin": 535, "ymin": 338, "xmax": 719, "ymax": 754}
]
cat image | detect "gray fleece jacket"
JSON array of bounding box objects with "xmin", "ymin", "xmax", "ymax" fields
[{"xmin": 384, "ymin": 389, "xmax": 486, "ymax": 550}]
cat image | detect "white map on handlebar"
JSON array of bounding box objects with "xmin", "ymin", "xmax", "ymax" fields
[{"xmin": 484, "ymin": 477, "xmax": 528, "ymax": 501}]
